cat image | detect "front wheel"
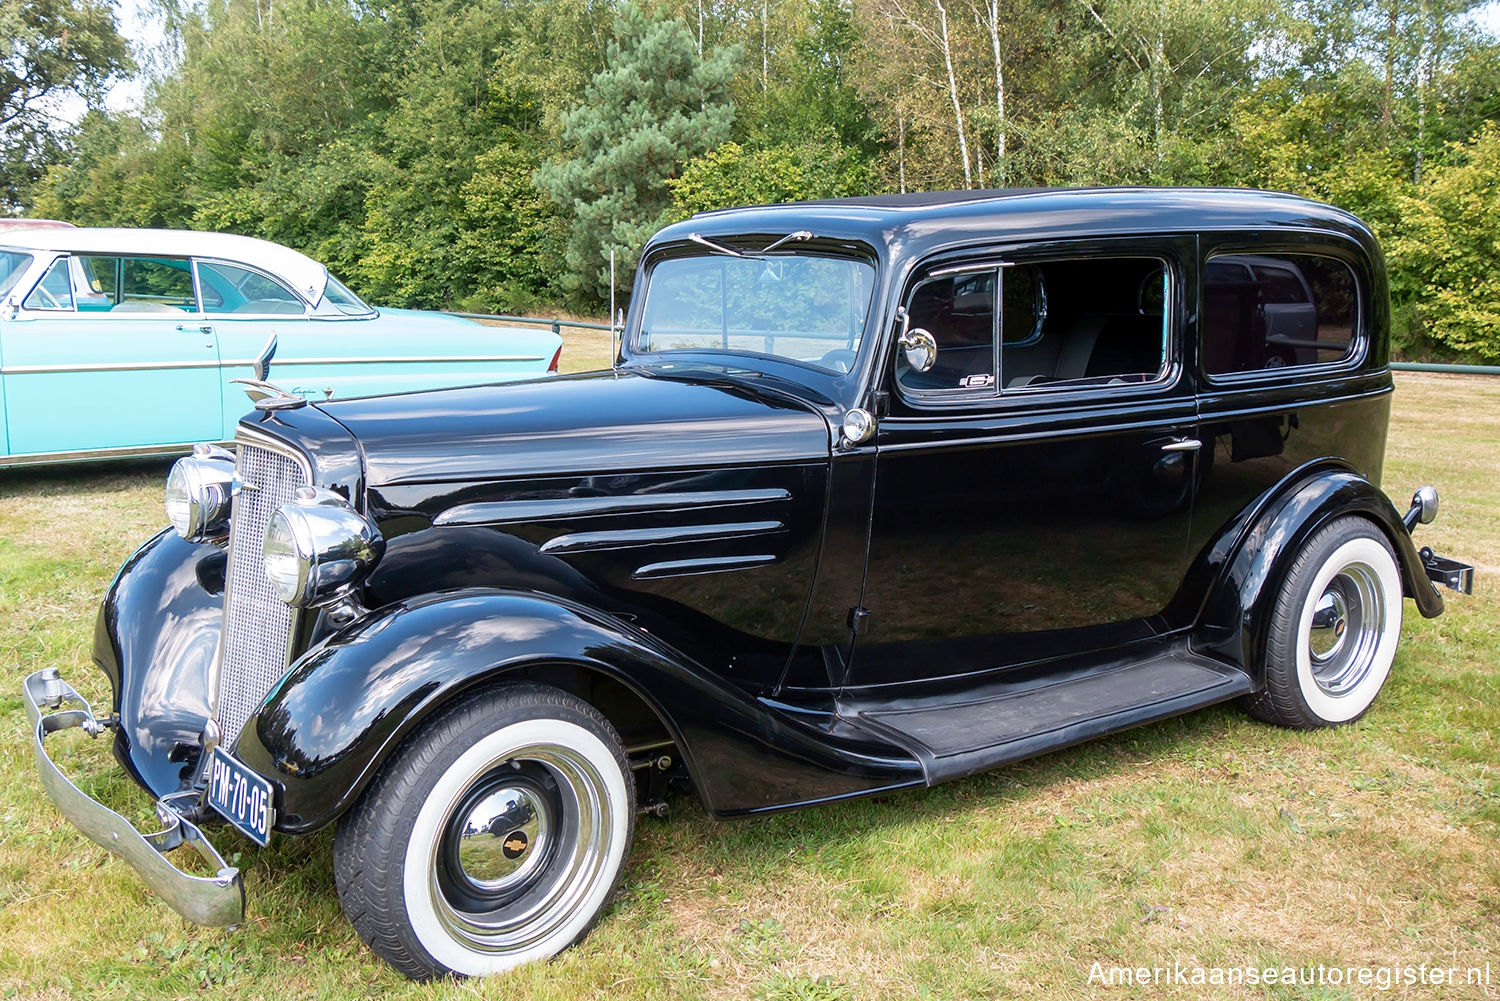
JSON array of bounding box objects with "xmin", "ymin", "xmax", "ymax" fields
[
  {"xmin": 1242, "ymin": 517, "xmax": 1404, "ymax": 728},
  {"xmin": 334, "ymin": 683, "xmax": 635, "ymax": 979}
]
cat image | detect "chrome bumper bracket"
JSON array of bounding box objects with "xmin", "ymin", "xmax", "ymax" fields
[{"xmin": 23, "ymin": 669, "xmax": 246, "ymax": 927}]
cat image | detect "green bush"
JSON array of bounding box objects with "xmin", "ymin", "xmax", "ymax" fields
[{"xmin": 1387, "ymin": 125, "xmax": 1500, "ymax": 362}]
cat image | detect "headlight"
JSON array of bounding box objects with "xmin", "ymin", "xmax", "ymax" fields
[
  {"xmin": 165, "ymin": 444, "xmax": 236, "ymax": 543},
  {"xmin": 263, "ymin": 487, "xmax": 384, "ymax": 607}
]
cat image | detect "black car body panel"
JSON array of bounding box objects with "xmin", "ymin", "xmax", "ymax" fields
[{"xmin": 233, "ymin": 589, "xmax": 923, "ymax": 831}]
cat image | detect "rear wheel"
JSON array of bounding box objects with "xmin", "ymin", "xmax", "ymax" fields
[
  {"xmin": 1242, "ymin": 517, "xmax": 1403, "ymax": 728},
  {"xmin": 334, "ymin": 683, "xmax": 635, "ymax": 979}
]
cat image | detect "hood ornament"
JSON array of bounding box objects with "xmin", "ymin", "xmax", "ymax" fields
[{"xmin": 230, "ymin": 333, "xmax": 306, "ymax": 411}]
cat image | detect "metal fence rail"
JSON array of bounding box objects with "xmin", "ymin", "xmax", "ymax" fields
[
  {"xmin": 1391, "ymin": 362, "xmax": 1500, "ymax": 375},
  {"xmin": 448, "ymin": 312, "xmax": 613, "ymax": 334}
]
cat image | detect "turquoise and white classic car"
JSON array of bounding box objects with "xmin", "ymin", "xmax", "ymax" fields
[{"xmin": 0, "ymin": 227, "xmax": 564, "ymax": 466}]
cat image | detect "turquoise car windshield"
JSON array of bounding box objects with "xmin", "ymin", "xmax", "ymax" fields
[
  {"xmin": 324, "ymin": 274, "xmax": 374, "ymax": 316},
  {"xmin": 638, "ymin": 253, "xmax": 875, "ymax": 374},
  {"xmin": 0, "ymin": 250, "xmax": 33, "ymax": 297}
]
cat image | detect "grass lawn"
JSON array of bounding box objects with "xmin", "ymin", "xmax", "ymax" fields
[{"xmin": 0, "ymin": 368, "xmax": 1495, "ymax": 999}]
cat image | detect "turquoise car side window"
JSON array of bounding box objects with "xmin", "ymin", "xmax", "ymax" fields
[
  {"xmin": 23, "ymin": 258, "xmax": 74, "ymax": 310},
  {"xmin": 198, "ymin": 261, "xmax": 305, "ymax": 314},
  {"xmin": 118, "ymin": 257, "xmax": 195, "ymax": 311},
  {"xmin": 78, "ymin": 255, "xmax": 120, "ymax": 312},
  {"xmin": 0, "ymin": 250, "xmax": 32, "ymax": 297}
]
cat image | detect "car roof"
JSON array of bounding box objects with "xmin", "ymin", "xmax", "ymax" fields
[
  {"xmin": 0, "ymin": 219, "xmax": 75, "ymax": 231},
  {"xmin": 0, "ymin": 227, "xmax": 329, "ymax": 302},
  {"xmin": 659, "ymin": 186, "xmax": 1377, "ymax": 265}
]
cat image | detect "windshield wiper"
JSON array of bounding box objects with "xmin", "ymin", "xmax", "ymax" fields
[{"xmin": 687, "ymin": 231, "xmax": 814, "ymax": 258}]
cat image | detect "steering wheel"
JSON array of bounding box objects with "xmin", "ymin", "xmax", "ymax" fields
[
  {"xmin": 31, "ymin": 286, "xmax": 63, "ymax": 310},
  {"xmin": 819, "ymin": 348, "xmax": 857, "ymax": 374}
]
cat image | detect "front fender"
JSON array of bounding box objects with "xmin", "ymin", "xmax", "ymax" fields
[
  {"xmin": 233, "ymin": 589, "xmax": 920, "ymax": 832},
  {"xmin": 1193, "ymin": 460, "xmax": 1444, "ymax": 681},
  {"xmin": 97, "ymin": 528, "xmax": 225, "ymax": 798}
]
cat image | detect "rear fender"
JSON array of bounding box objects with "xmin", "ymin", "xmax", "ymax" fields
[
  {"xmin": 1192, "ymin": 460, "xmax": 1443, "ymax": 682},
  {"xmin": 233, "ymin": 588, "xmax": 920, "ymax": 832}
]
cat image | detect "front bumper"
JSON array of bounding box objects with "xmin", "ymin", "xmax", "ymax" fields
[{"xmin": 23, "ymin": 668, "xmax": 245, "ymax": 926}]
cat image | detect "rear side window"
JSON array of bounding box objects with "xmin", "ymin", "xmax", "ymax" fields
[
  {"xmin": 198, "ymin": 261, "xmax": 305, "ymax": 314},
  {"xmin": 1202, "ymin": 253, "xmax": 1358, "ymax": 375}
]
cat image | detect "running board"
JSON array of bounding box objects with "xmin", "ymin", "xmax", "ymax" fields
[{"xmin": 842, "ymin": 652, "xmax": 1253, "ymax": 785}]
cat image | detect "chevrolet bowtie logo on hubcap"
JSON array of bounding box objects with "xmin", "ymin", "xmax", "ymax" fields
[{"xmin": 502, "ymin": 831, "xmax": 529, "ymax": 860}]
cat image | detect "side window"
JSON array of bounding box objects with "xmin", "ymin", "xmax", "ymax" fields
[
  {"xmin": 1001, "ymin": 257, "xmax": 1169, "ymax": 391},
  {"xmin": 896, "ymin": 269, "xmax": 997, "ymax": 394},
  {"xmin": 1001, "ymin": 264, "xmax": 1045, "ymax": 345},
  {"xmin": 198, "ymin": 261, "xmax": 305, "ymax": 315},
  {"xmin": 23, "ymin": 258, "xmax": 74, "ymax": 310},
  {"xmin": 1203, "ymin": 253, "xmax": 1359, "ymax": 375},
  {"xmin": 77, "ymin": 255, "xmax": 118, "ymax": 312},
  {"xmin": 80, "ymin": 256, "xmax": 195, "ymax": 312}
]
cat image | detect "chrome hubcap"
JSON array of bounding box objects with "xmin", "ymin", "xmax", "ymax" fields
[
  {"xmin": 1307, "ymin": 562, "xmax": 1386, "ymax": 696},
  {"xmin": 455, "ymin": 784, "xmax": 552, "ymax": 894},
  {"xmin": 431, "ymin": 743, "xmax": 615, "ymax": 956}
]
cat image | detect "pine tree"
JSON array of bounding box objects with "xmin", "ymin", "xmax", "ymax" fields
[{"xmin": 537, "ymin": 2, "xmax": 739, "ymax": 301}]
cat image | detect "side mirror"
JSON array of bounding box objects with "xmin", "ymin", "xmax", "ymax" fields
[
  {"xmin": 893, "ymin": 305, "xmax": 937, "ymax": 373},
  {"xmin": 899, "ymin": 327, "xmax": 938, "ymax": 373}
]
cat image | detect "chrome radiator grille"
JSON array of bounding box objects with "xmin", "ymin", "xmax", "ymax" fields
[{"xmin": 217, "ymin": 437, "xmax": 309, "ymax": 745}]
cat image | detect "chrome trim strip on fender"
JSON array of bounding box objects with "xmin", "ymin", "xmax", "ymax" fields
[
  {"xmin": 540, "ymin": 521, "xmax": 785, "ymax": 555},
  {"xmin": 435, "ymin": 488, "xmax": 792, "ymax": 527},
  {"xmin": 633, "ymin": 554, "xmax": 777, "ymax": 579},
  {"xmin": 21, "ymin": 669, "xmax": 246, "ymax": 927},
  {"xmin": 1, "ymin": 355, "xmax": 547, "ymax": 375}
]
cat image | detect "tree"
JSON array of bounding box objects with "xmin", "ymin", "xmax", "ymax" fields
[
  {"xmin": 667, "ymin": 138, "xmax": 877, "ymax": 214},
  {"xmin": 537, "ymin": 3, "xmax": 739, "ymax": 301},
  {"xmin": 0, "ymin": 0, "xmax": 131, "ymax": 210},
  {"xmin": 1387, "ymin": 124, "xmax": 1500, "ymax": 360}
]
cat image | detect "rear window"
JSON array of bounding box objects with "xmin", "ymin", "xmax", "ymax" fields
[{"xmin": 1203, "ymin": 254, "xmax": 1359, "ymax": 375}]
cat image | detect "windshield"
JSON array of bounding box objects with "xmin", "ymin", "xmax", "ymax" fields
[
  {"xmin": 0, "ymin": 250, "xmax": 33, "ymax": 297},
  {"xmin": 638, "ymin": 253, "xmax": 875, "ymax": 373},
  {"xmin": 324, "ymin": 273, "xmax": 375, "ymax": 315}
]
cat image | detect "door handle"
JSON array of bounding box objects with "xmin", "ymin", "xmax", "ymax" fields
[
  {"xmin": 177, "ymin": 323, "xmax": 214, "ymax": 335},
  {"xmin": 1161, "ymin": 438, "xmax": 1202, "ymax": 452}
]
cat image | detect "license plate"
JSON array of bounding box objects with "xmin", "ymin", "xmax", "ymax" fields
[{"xmin": 205, "ymin": 747, "xmax": 275, "ymax": 846}]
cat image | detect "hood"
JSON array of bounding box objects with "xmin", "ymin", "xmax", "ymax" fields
[{"xmin": 313, "ymin": 366, "xmax": 832, "ymax": 486}]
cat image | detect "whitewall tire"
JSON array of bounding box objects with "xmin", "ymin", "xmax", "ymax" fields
[
  {"xmin": 334, "ymin": 683, "xmax": 635, "ymax": 979},
  {"xmin": 1243, "ymin": 517, "xmax": 1404, "ymax": 728}
]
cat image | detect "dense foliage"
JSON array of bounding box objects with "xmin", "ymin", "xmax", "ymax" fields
[{"xmin": 15, "ymin": 0, "xmax": 1500, "ymax": 359}]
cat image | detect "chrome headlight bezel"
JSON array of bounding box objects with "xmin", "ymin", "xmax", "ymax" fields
[
  {"xmin": 165, "ymin": 444, "xmax": 236, "ymax": 543},
  {"xmin": 262, "ymin": 487, "xmax": 385, "ymax": 607}
]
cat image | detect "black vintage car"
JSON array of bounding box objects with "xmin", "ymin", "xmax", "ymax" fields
[{"xmin": 24, "ymin": 187, "xmax": 1474, "ymax": 979}]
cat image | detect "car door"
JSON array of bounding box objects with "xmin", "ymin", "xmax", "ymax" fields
[
  {"xmin": 847, "ymin": 237, "xmax": 1200, "ymax": 688},
  {"xmin": 1, "ymin": 253, "xmax": 223, "ymax": 456}
]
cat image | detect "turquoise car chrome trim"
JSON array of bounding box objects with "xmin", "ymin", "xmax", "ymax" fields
[{"xmin": 2, "ymin": 355, "xmax": 547, "ymax": 375}]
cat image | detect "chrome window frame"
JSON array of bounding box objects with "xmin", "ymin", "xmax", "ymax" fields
[{"xmin": 890, "ymin": 249, "xmax": 1181, "ymax": 413}]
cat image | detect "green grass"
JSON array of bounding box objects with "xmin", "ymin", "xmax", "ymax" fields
[{"xmin": 1, "ymin": 369, "xmax": 1496, "ymax": 999}]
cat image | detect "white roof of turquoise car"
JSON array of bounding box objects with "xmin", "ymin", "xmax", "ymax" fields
[{"xmin": 0, "ymin": 227, "xmax": 330, "ymax": 303}]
